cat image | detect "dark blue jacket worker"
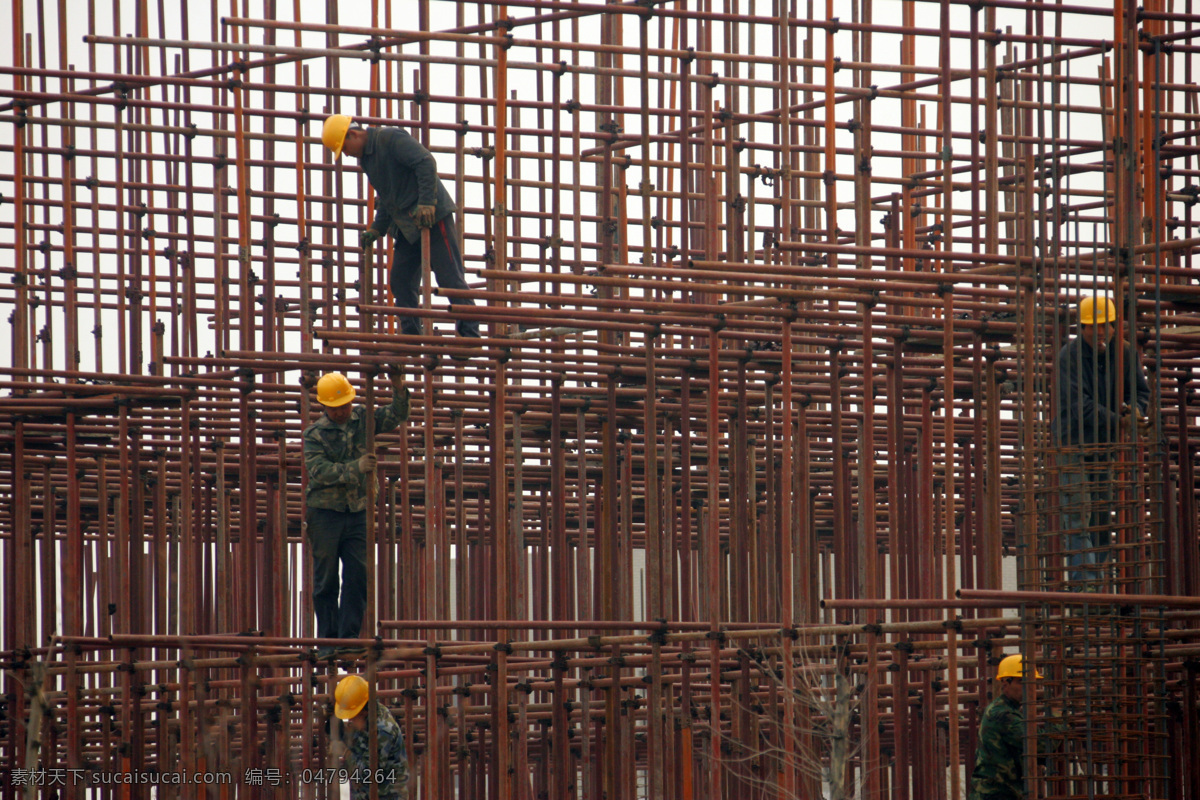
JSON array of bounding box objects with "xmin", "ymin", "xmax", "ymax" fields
[
  {"xmin": 322, "ymin": 114, "xmax": 479, "ymax": 338},
  {"xmin": 1049, "ymin": 295, "xmax": 1151, "ymax": 587}
]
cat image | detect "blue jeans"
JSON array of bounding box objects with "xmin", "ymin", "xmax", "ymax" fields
[
  {"xmin": 1056, "ymin": 449, "xmax": 1113, "ymax": 586},
  {"xmin": 307, "ymin": 507, "xmax": 367, "ymax": 640}
]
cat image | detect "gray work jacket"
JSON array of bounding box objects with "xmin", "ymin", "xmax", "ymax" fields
[{"xmin": 361, "ymin": 127, "xmax": 456, "ymax": 245}]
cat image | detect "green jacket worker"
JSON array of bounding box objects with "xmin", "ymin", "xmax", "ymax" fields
[
  {"xmin": 969, "ymin": 654, "xmax": 1066, "ymax": 800},
  {"xmin": 303, "ymin": 370, "xmax": 409, "ymax": 656},
  {"xmin": 334, "ymin": 675, "xmax": 409, "ymax": 800}
]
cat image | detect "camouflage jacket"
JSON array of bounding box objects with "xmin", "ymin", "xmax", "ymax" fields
[
  {"xmin": 968, "ymin": 695, "xmax": 1025, "ymax": 800},
  {"xmin": 346, "ymin": 701, "xmax": 409, "ymax": 800},
  {"xmin": 968, "ymin": 693, "xmax": 1069, "ymax": 800},
  {"xmin": 303, "ymin": 388, "xmax": 410, "ymax": 513}
]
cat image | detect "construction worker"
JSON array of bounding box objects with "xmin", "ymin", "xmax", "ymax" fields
[
  {"xmin": 332, "ymin": 675, "xmax": 409, "ymax": 799},
  {"xmin": 321, "ymin": 113, "xmax": 480, "ymax": 339},
  {"xmin": 968, "ymin": 654, "xmax": 1054, "ymax": 800},
  {"xmin": 303, "ymin": 369, "xmax": 409, "ymax": 657},
  {"xmin": 1051, "ymin": 294, "xmax": 1151, "ymax": 588}
]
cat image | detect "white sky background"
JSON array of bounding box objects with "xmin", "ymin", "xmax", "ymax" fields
[{"xmin": 0, "ymin": 0, "xmax": 1128, "ymax": 380}]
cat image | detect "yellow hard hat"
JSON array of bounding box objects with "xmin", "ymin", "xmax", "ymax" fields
[
  {"xmin": 1078, "ymin": 295, "xmax": 1116, "ymax": 325},
  {"xmin": 334, "ymin": 675, "xmax": 369, "ymax": 720},
  {"xmin": 996, "ymin": 653, "xmax": 1042, "ymax": 681},
  {"xmin": 316, "ymin": 372, "xmax": 355, "ymax": 407},
  {"xmin": 322, "ymin": 114, "xmax": 353, "ymax": 159}
]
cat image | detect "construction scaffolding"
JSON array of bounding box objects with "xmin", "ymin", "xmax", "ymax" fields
[{"xmin": 2, "ymin": 1, "xmax": 1199, "ymax": 798}]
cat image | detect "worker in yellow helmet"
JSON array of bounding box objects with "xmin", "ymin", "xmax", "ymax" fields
[
  {"xmin": 303, "ymin": 369, "xmax": 409, "ymax": 658},
  {"xmin": 968, "ymin": 654, "xmax": 1058, "ymax": 800},
  {"xmin": 332, "ymin": 675, "xmax": 409, "ymax": 799},
  {"xmin": 1050, "ymin": 294, "xmax": 1151, "ymax": 589},
  {"xmin": 322, "ymin": 114, "xmax": 480, "ymax": 339}
]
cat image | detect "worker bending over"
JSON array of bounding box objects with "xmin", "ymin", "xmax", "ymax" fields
[{"xmin": 322, "ymin": 114, "xmax": 480, "ymax": 339}]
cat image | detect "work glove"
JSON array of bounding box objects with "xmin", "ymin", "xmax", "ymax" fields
[
  {"xmin": 387, "ymin": 366, "xmax": 405, "ymax": 385},
  {"xmin": 415, "ymin": 204, "xmax": 437, "ymax": 228},
  {"xmin": 1122, "ymin": 404, "xmax": 1153, "ymax": 433},
  {"xmin": 356, "ymin": 453, "xmax": 377, "ymax": 475},
  {"xmin": 360, "ymin": 228, "xmax": 381, "ymax": 250}
]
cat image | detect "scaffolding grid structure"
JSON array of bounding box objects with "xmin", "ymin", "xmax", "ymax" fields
[{"xmin": 2, "ymin": 1, "xmax": 1199, "ymax": 798}]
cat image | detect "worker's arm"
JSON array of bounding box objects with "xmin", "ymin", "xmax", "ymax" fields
[
  {"xmin": 1035, "ymin": 710, "xmax": 1071, "ymax": 764},
  {"xmin": 303, "ymin": 426, "xmax": 361, "ymax": 487},
  {"xmin": 327, "ymin": 718, "xmax": 349, "ymax": 762},
  {"xmin": 1130, "ymin": 343, "xmax": 1151, "ymax": 415},
  {"xmin": 377, "ymin": 707, "xmax": 411, "ymax": 791},
  {"xmin": 367, "ymin": 206, "xmax": 390, "ymax": 240},
  {"xmin": 374, "ymin": 369, "xmax": 411, "ymax": 434}
]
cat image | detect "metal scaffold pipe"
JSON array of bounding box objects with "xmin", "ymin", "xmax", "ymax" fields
[{"xmin": 1, "ymin": 1, "xmax": 1199, "ymax": 798}]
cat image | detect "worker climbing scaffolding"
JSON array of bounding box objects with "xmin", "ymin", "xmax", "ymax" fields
[{"xmin": 304, "ymin": 369, "xmax": 410, "ymax": 658}]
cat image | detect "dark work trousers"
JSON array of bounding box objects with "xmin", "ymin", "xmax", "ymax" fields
[
  {"xmin": 306, "ymin": 507, "xmax": 368, "ymax": 640},
  {"xmin": 389, "ymin": 215, "xmax": 479, "ymax": 337}
]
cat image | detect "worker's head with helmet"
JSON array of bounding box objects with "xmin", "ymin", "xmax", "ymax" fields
[
  {"xmin": 1078, "ymin": 293, "xmax": 1117, "ymax": 353},
  {"xmin": 322, "ymin": 115, "xmax": 368, "ymax": 160},
  {"xmin": 995, "ymin": 653, "xmax": 1042, "ymax": 704},
  {"xmin": 316, "ymin": 372, "xmax": 356, "ymax": 424},
  {"xmin": 334, "ymin": 674, "xmax": 371, "ymax": 729}
]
